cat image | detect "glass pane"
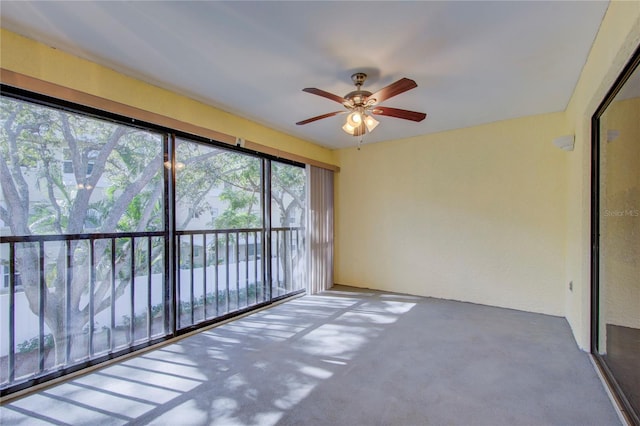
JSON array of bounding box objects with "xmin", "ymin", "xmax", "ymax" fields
[
  {"xmin": 597, "ymin": 63, "xmax": 640, "ymax": 415},
  {"xmin": 174, "ymin": 138, "xmax": 264, "ymax": 328},
  {"xmin": 271, "ymin": 162, "xmax": 306, "ymax": 295},
  {"xmin": 0, "ymin": 95, "xmax": 166, "ymax": 390},
  {"xmin": 0, "ymin": 97, "xmax": 164, "ymax": 236},
  {"xmin": 175, "ymin": 139, "xmax": 262, "ymax": 231}
]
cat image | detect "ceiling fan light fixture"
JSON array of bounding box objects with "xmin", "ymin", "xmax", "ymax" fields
[
  {"xmin": 342, "ymin": 122, "xmax": 356, "ymax": 135},
  {"xmin": 346, "ymin": 111, "xmax": 362, "ymax": 127},
  {"xmin": 364, "ymin": 114, "xmax": 379, "ymax": 132}
]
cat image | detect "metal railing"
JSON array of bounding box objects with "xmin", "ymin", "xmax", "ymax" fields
[
  {"xmin": 0, "ymin": 232, "xmax": 166, "ymax": 391},
  {"xmin": 272, "ymin": 227, "xmax": 305, "ymax": 298},
  {"xmin": 176, "ymin": 228, "xmax": 265, "ymax": 329},
  {"xmin": 0, "ymin": 226, "xmax": 305, "ymax": 394}
]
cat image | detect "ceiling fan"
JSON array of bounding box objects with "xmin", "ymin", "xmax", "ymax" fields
[{"xmin": 296, "ymin": 73, "xmax": 427, "ymax": 137}]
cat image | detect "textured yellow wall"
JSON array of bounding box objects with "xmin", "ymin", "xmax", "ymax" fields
[
  {"xmin": 0, "ymin": 29, "xmax": 336, "ymax": 166},
  {"xmin": 335, "ymin": 112, "xmax": 569, "ymax": 316},
  {"xmin": 563, "ymin": 1, "xmax": 640, "ymax": 349}
]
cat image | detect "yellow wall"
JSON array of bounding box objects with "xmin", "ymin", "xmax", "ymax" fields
[
  {"xmin": 563, "ymin": 1, "xmax": 640, "ymax": 349},
  {"xmin": 0, "ymin": 29, "xmax": 336, "ymax": 167},
  {"xmin": 335, "ymin": 112, "xmax": 569, "ymax": 316}
]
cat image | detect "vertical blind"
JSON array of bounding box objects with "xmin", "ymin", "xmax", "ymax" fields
[{"xmin": 306, "ymin": 165, "xmax": 334, "ymax": 294}]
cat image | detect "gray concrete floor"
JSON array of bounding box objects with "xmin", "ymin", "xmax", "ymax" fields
[{"xmin": 0, "ymin": 286, "xmax": 621, "ymax": 425}]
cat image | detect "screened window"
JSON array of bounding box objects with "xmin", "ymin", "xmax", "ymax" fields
[
  {"xmin": 0, "ymin": 95, "xmax": 166, "ymax": 389},
  {"xmin": 0, "ymin": 89, "xmax": 308, "ymax": 396},
  {"xmin": 271, "ymin": 161, "xmax": 307, "ymax": 297}
]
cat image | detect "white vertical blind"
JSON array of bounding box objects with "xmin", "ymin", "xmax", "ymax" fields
[{"xmin": 306, "ymin": 165, "xmax": 334, "ymax": 294}]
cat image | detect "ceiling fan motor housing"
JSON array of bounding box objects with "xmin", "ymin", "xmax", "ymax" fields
[
  {"xmin": 344, "ymin": 90, "xmax": 373, "ymax": 107},
  {"xmin": 346, "ymin": 73, "xmax": 374, "ymax": 106},
  {"xmin": 351, "ymin": 72, "xmax": 368, "ymax": 87}
]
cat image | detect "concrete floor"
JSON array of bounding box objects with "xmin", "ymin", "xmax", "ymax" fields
[{"xmin": 0, "ymin": 286, "xmax": 621, "ymax": 425}]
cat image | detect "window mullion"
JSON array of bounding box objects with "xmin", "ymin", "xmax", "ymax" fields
[
  {"xmin": 263, "ymin": 159, "xmax": 272, "ymax": 302},
  {"xmin": 166, "ymin": 133, "xmax": 177, "ymax": 336}
]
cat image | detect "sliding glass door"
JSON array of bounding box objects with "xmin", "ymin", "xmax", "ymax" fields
[
  {"xmin": 270, "ymin": 161, "xmax": 307, "ymax": 297},
  {"xmin": 592, "ymin": 46, "xmax": 640, "ymax": 425},
  {"xmin": 0, "ymin": 88, "xmax": 307, "ymax": 395},
  {"xmin": 174, "ymin": 139, "xmax": 267, "ymax": 329},
  {"xmin": 0, "ymin": 94, "xmax": 167, "ymax": 389}
]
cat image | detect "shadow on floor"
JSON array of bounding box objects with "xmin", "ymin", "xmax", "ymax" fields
[{"xmin": 0, "ymin": 286, "xmax": 621, "ymax": 425}]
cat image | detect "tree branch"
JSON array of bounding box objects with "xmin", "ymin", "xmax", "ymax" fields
[
  {"xmin": 182, "ymin": 149, "xmax": 224, "ymax": 165},
  {"xmin": 39, "ymin": 148, "xmax": 64, "ymax": 234},
  {"xmin": 136, "ymin": 181, "xmax": 163, "ymax": 232},
  {"xmin": 3, "ymin": 107, "xmax": 32, "ymax": 206},
  {"xmin": 0, "ymin": 108, "xmax": 31, "ymax": 235},
  {"xmin": 0, "ymin": 205, "xmax": 10, "ymax": 225},
  {"xmin": 101, "ymin": 153, "xmax": 163, "ymax": 232},
  {"xmin": 0, "ymin": 151, "xmax": 29, "ymax": 234}
]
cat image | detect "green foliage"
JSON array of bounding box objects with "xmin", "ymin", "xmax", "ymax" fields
[
  {"xmin": 122, "ymin": 302, "xmax": 165, "ymax": 327},
  {"xmin": 271, "ymin": 162, "xmax": 306, "ymax": 226},
  {"xmin": 178, "ymin": 283, "xmax": 261, "ymax": 316},
  {"xmin": 1, "ymin": 96, "xmax": 164, "ymax": 236},
  {"xmin": 17, "ymin": 334, "xmax": 55, "ymax": 354}
]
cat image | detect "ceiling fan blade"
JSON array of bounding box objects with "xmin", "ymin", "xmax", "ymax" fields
[
  {"xmin": 371, "ymin": 106, "xmax": 426, "ymax": 122},
  {"xmin": 296, "ymin": 111, "xmax": 345, "ymax": 125},
  {"xmin": 302, "ymin": 88, "xmax": 347, "ymax": 104},
  {"xmin": 368, "ymin": 78, "xmax": 417, "ymax": 104}
]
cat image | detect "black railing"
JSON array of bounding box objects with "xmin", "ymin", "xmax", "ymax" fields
[
  {"xmin": 175, "ymin": 228, "xmax": 266, "ymax": 329},
  {"xmin": 272, "ymin": 227, "xmax": 305, "ymax": 298},
  {"xmin": 0, "ymin": 226, "xmax": 305, "ymax": 394},
  {"xmin": 0, "ymin": 232, "xmax": 166, "ymax": 390}
]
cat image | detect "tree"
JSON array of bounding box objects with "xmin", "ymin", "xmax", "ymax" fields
[
  {"xmin": 210, "ymin": 153, "xmax": 262, "ymax": 230},
  {"xmin": 270, "ymin": 162, "xmax": 306, "ymax": 228},
  {"xmin": 1, "ymin": 96, "xmax": 163, "ymax": 363},
  {"xmin": 173, "ymin": 141, "xmax": 306, "ymax": 290},
  {"xmin": 206, "ymin": 158, "xmax": 306, "ymax": 290}
]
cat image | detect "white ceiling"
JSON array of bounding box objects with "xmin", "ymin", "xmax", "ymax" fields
[{"xmin": 1, "ymin": 1, "xmax": 609, "ymax": 149}]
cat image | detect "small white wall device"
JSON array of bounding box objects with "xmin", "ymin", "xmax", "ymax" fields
[{"xmin": 552, "ymin": 135, "xmax": 575, "ymax": 151}]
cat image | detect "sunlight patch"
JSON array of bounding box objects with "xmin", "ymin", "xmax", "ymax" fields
[
  {"xmin": 274, "ymin": 382, "xmax": 315, "ymax": 410},
  {"xmin": 150, "ymin": 399, "xmax": 208, "ymax": 425},
  {"xmin": 253, "ymin": 411, "xmax": 283, "ymax": 426},
  {"xmin": 360, "ymin": 301, "xmax": 416, "ymax": 315},
  {"xmin": 295, "ymin": 324, "xmax": 369, "ymax": 358},
  {"xmin": 299, "ymin": 365, "xmax": 333, "ymax": 380},
  {"xmin": 72, "ymin": 374, "xmax": 181, "ymax": 405},
  {"xmin": 225, "ymin": 373, "xmax": 247, "ymax": 391},
  {"xmin": 322, "ymin": 359, "xmax": 347, "ymax": 366},
  {"xmin": 98, "ymin": 365, "xmax": 201, "ymax": 392},
  {"xmin": 339, "ymin": 311, "xmax": 399, "ymax": 324},
  {"xmin": 123, "ymin": 356, "xmax": 208, "ymax": 381},
  {"xmin": 9, "ymin": 393, "xmax": 125, "ymax": 425}
]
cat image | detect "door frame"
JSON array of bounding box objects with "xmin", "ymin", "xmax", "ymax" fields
[{"xmin": 590, "ymin": 43, "xmax": 640, "ymax": 426}]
